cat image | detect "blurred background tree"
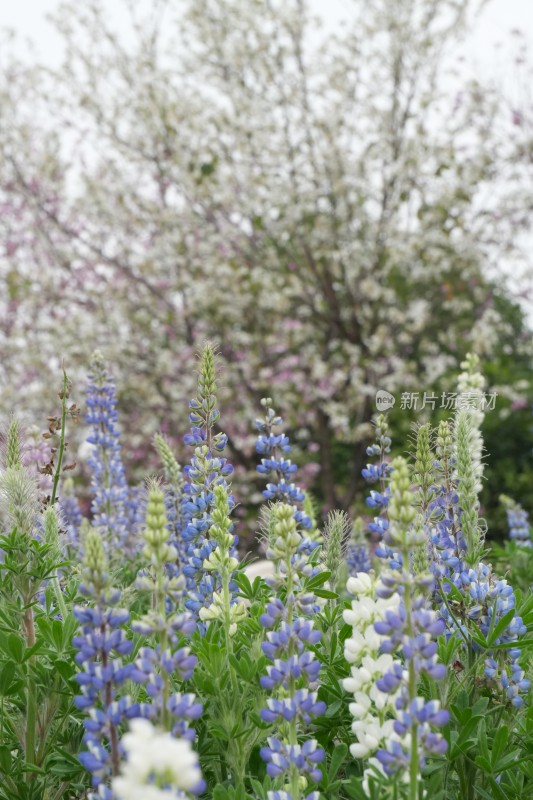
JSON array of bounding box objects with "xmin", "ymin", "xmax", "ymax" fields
[{"xmin": 0, "ymin": 0, "xmax": 532, "ymax": 545}]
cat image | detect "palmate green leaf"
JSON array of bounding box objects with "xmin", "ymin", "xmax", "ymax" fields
[
  {"xmin": 488, "ymin": 637, "xmax": 533, "ymax": 650},
  {"xmin": 327, "ymin": 742, "xmax": 348, "ymax": 783},
  {"xmin": 304, "ymin": 571, "xmax": 331, "ymax": 591},
  {"xmin": 477, "ymin": 717, "xmax": 490, "ymax": 763},
  {"xmin": 52, "ymin": 659, "xmax": 76, "ymax": 683},
  {"xmin": 491, "ymin": 725, "xmax": 509, "ymax": 767},
  {"xmin": 0, "ymin": 662, "xmax": 15, "ymax": 695},
  {"xmin": 0, "ymin": 747, "xmax": 11, "ymax": 776},
  {"xmin": 314, "ymin": 588, "xmax": 338, "ymax": 599},
  {"xmin": 232, "ymin": 572, "xmax": 253, "ymax": 596},
  {"xmin": 5, "ymin": 633, "xmax": 24, "ymax": 664},
  {"xmin": 228, "ymin": 652, "xmax": 257, "ymax": 682},
  {"xmin": 43, "ymin": 748, "xmax": 84, "ymax": 778}
]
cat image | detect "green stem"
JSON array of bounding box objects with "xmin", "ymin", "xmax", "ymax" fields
[
  {"xmin": 222, "ymin": 566, "xmax": 239, "ymax": 697},
  {"xmin": 50, "ymin": 370, "xmax": 69, "ymax": 507},
  {"xmin": 285, "ymin": 547, "xmax": 301, "ymax": 800},
  {"xmin": 102, "ymin": 633, "xmax": 120, "ymax": 777},
  {"xmin": 403, "ymin": 580, "xmax": 419, "ymax": 800},
  {"xmin": 155, "ymin": 567, "xmax": 172, "ymax": 732},
  {"xmin": 24, "ymin": 606, "xmax": 37, "ymax": 778}
]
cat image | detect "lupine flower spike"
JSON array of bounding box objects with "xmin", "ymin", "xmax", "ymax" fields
[
  {"xmin": 255, "ymin": 399, "xmax": 315, "ymax": 538},
  {"xmin": 198, "ymin": 483, "xmax": 247, "ymax": 637},
  {"xmin": 154, "ymin": 433, "xmax": 188, "ymax": 570},
  {"xmin": 373, "ymin": 458, "xmax": 448, "ymax": 795},
  {"xmin": 112, "ymin": 718, "xmax": 205, "ymax": 799},
  {"xmin": 343, "ymin": 572, "xmax": 402, "ymax": 766},
  {"xmin": 322, "ymin": 510, "xmax": 351, "ymax": 593},
  {"xmin": 363, "ymin": 414, "xmax": 399, "ymax": 568},
  {"xmin": 259, "ymin": 503, "xmax": 327, "ymax": 800},
  {"xmin": 131, "ymin": 481, "xmax": 201, "ymax": 741},
  {"xmin": 85, "ymin": 352, "xmax": 139, "ymax": 555},
  {"xmin": 181, "ymin": 344, "xmax": 235, "ymax": 618},
  {"xmin": 73, "ymin": 529, "xmax": 141, "ymax": 799}
]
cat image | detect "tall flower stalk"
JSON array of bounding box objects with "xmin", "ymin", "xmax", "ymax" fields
[
  {"xmin": 85, "ymin": 352, "xmax": 134, "ymax": 555},
  {"xmin": 154, "ymin": 433, "xmax": 188, "ymax": 570},
  {"xmin": 132, "ymin": 481, "xmax": 201, "ymax": 740},
  {"xmin": 198, "ymin": 483, "xmax": 247, "ymax": 646},
  {"xmin": 372, "ymin": 458, "xmax": 449, "ymax": 797},
  {"xmin": 259, "ymin": 503, "xmax": 326, "ymax": 800},
  {"xmin": 181, "ymin": 344, "xmax": 235, "ymax": 618},
  {"xmin": 362, "ymin": 414, "xmax": 399, "ymax": 568},
  {"xmin": 73, "ymin": 529, "xmax": 141, "ymax": 798}
]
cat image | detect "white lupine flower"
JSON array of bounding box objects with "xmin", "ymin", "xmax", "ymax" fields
[
  {"xmin": 112, "ymin": 719, "xmax": 202, "ymax": 800},
  {"xmin": 346, "ymin": 573, "xmax": 373, "ymax": 595},
  {"xmin": 348, "ymin": 693, "xmax": 371, "ymax": 719},
  {"xmin": 343, "ymin": 572, "xmax": 403, "ymax": 763},
  {"xmin": 350, "ymin": 718, "xmax": 397, "ymax": 759}
]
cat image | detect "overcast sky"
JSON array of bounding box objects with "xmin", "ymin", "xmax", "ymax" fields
[{"xmin": 1, "ymin": 0, "xmax": 532, "ymax": 75}]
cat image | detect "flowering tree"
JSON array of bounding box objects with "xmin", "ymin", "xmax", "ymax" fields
[{"xmin": 0, "ymin": 0, "xmax": 531, "ymax": 515}]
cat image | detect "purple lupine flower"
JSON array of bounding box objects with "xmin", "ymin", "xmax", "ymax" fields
[
  {"xmin": 73, "ymin": 530, "xmax": 144, "ymax": 796},
  {"xmin": 371, "ymin": 457, "xmax": 449, "ymax": 783},
  {"xmin": 131, "ymin": 482, "xmax": 202, "ymax": 740},
  {"xmin": 130, "ymin": 643, "xmax": 201, "ymax": 740},
  {"xmin": 254, "ymin": 398, "xmax": 317, "ymax": 549},
  {"xmin": 180, "ymin": 346, "xmax": 236, "ymax": 619},
  {"xmin": 260, "ymin": 737, "xmax": 324, "ymax": 782},
  {"xmin": 361, "ymin": 414, "xmax": 401, "ymax": 569},
  {"xmin": 258, "ymin": 503, "xmax": 327, "ymax": 792},
  {"xmin": 501, "ymin": 495, "xmax": 532, "ymax": 548},
  {"xmin": 85, "ymin": 352, "xmax": 133, "ymax": 555}
]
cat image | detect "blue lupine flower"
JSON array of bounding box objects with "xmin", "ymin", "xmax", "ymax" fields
[
  {"xmin": 428, "ymin": 427, "xmax": 530, "ymax": 708},
  {"xmin": 361, "ymin": 415, "xmax": 401, "ymax": 571},
  {"xmin": 254, "ymin": 398, "xmax": 315, "ymax": 536},
  {"xmin": 501, "ymin": 495, "xmax": 532, "ymax": 548},
  {"xmin": 85, "ymin": 352, "xmax": 136, "ymax": 555},
  {"xmin": 416, "ymin": 429, "xmax": 532, "ymax": 723},
  {"xmin": 131, "ymin": 482, "xmax": 202, "ymax": 739},
  {"xmin": 73, "ymin": 530, "xmax": 144, "ymax": 796},
  {"xmin": 258, "ymin": 503, "xmax": 327, "ymax": 792},
  {"xmin": 180, "ymin": 346, "xmax": 237, "ymax": 619},
  {"xmin": 130, "ymin": 643, "xmax": 202, "ymax": 739},
  {"xmin": 260, "ymin": 737, "xmax": 324, "ymax": 782},
  {"xmin": 370, "ymin": 457, "xmax": 449, "ymax": 781}
]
